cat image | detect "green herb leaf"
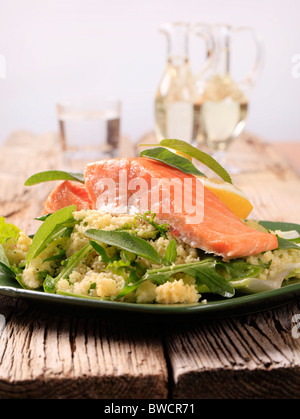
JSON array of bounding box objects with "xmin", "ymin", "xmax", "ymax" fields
[
  {"xmin": 0, "ymin": 244, "xmax": 16, "ymax": 278},
  {"xmin": 259, "ymin": 220, "xmax": 300, "ymax": 234},
  {"xmin": 0, "ymin": 217, "xmax": 20, "ymax": 244},
  {"xmin": 135, "ymin": 211, "xmax": 169, "ymax": 238},
  {"xmin": 43, "ymin": 243, "xmax": 92, "ymax": 293},
  {"xmin": 24, "ymin": 170, "xmax": 85, "ymax": 186},
  {"xmin": 43, "ymin": 249, "xmax": 67, "ymax": 263},
  {"xmin": 161, "ymin": 239, "xmax": 177, "ymax": 266},
  {"xmin": 159, "ymin": 139, "xmax": 232, "ymax": 183},
  {"xmin": 275, "ymin": 236, "xmax": 300, "ymax": 251},
  {"xmin": 143, "ymin": 258, "xmax": 235, "ymax": 298},
  {"xmin": 85, "ymin": 229, "xmax": 161, "ymax": 264},
  {"xmin": 140, "ymin": 147, "xmax": 205, "ymax": 177},
  {"xmin": 258, "ymin": 220, "xmax": 300, "ymax": 250},
  {"xmin": 26, "ymin": 205, "xmax": 76, "ymax": 263},
  {"xmin": 217, "ymin": 259, "xmax": 270, "ymax": 280},
  {"xmin": 90, "ymin": 241, "xmax": 113, "ymax": 264}
]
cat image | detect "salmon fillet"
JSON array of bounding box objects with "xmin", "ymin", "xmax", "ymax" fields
[
  {"xmin": 84, "ymin": 157, "xmax": 278, "ymax": 259},
  {"xmin": 43, "ymin": 180, "xmax": 92, "ymax": 215}
]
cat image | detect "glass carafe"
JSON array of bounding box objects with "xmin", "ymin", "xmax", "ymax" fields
[
  {"xmin": 154, "ymin": 22, "xmax": 213, "ymax": 143},
  {"xmin": 194, "ymin": 24, "xmax": 263, "ymax": 171}
]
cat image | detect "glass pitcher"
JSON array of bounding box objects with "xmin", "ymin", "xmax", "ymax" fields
[
  {"xmin": 193, "ymin": 23, "xmax": 263, "ymax": 166},
  {"xmin": 154, "ymin": 22, "xmax": 214, "ymax": 143}
]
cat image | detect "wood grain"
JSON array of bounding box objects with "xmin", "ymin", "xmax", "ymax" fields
[
  {"xmin": 0, "ymin": 298, "xmax": 168, "ymax": 399},
  {"xmin": 0, "ymin": 130, "xmax": 300, "ymax": 399},
  {"xmin": 165, "ymin": 301, "xmax": 300, "ymax": 399}
]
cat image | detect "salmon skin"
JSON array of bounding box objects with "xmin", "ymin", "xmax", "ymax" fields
[
  {"xmin": 84, "ymin": 157, "xmax": 278, "ymax": 259},
  {"xmin": 43, "ymin": 157, "xmax": 278, "ymax": 259}
]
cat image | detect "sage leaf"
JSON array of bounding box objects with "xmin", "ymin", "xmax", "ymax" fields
[
  {"xmin": 159, "ymin": 139, "xmax": 232, "ymax": 183},
  {"xmin": 24, "ymin": 170, "xmax": 85, "ymax": 186},
  {"xmin": 26, "ymin": 205, "xmax": 76, "ymax": 263},
  {"xmin": 259, "ymin": 220, "xmax": 300, "ymax": 235},
  {"xmin": 275, "ymin": 236, "xmax": 300, "ymax": 251},
  {"xmin": 85, "ymin": 229, "xmax": 161, "ymax": 264},
  {"xmin": 140, "ymin": 147, "xmax": 205, "ymax": 177}
]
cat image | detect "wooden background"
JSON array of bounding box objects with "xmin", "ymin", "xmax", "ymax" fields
[{"xmin": 0, "ymin": 131, "xmax": 299, "ymax": 399}]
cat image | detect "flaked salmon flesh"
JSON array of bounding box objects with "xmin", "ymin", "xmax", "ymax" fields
[{"xmin": 43, "ymin": 157, "xmax": 278, "ymax": 259}]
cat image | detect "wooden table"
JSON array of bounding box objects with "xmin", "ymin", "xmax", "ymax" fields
[{"xmin": 0, "ymin": 131, "xmax": 300, "ymax": 399}]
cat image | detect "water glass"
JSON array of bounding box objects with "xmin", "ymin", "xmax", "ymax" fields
[{"xmin": 57, "ymin": 97, "xmax": 121, "ymax": 170}]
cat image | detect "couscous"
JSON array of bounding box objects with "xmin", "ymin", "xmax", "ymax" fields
[{"xmin": 1, "ymin": 209, "xmax": 299, "ymax": 304}]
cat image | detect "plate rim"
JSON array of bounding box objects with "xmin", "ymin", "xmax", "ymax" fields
[{"xmin": 0, "ymin": 278, "xmax": 300, "ymax": 316}]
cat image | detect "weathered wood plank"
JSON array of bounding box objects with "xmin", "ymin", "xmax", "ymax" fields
[
  {"xmin": 165, "ymin": 301, "xmax": 300, "ymax": 399},
  {"xmin": 0, "ymin": 298, "xmax": 168, "ymax": 399}
]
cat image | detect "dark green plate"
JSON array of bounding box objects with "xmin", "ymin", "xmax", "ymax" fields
[
  {"xmin": 0, "ymin": 220, "xmax": 299, "ymax": 321},
  {"xmin": 0, "ymin": 273, "xmax": 299, "ymax": 321}
]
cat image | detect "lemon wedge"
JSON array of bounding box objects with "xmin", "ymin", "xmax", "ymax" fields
[
  {"xmin": 173, "ymin": 150, "xmax": 253, "ymax": 219},
  {"xmin": 198, "ymin": 177, "xmax": 253, "ymax": 219}
]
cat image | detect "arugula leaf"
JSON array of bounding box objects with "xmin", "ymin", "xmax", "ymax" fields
[
  {"xmin": 140, "ymin": 147, "xmax": 205, "ymax": 177},
  {"xmin": 135, "ymin": 211, "xmax": 169, "ymax": 238},
  {"xmin": 276, "ymin": 236, "xmax": 300, "ymax": 251},
  {"xmin": 85, "ymin": 229, "xmax": 161, "ymax": 264},
  {"xmin": 258, "ymin": 220, "xmax": 300, "ymax": 251},
  {"xmin": 26, "ymin": 205, "xmax": 76, "ymax": 263},
  {"xmin": 24, "ymin": 170, "xmax": 85, "ymax": 186},
  {"xmin": 43, "ymin": 243, "xmax": 92, "ymax": 293},
  {"xmin": 217, "ymin": 259, "xmax": 270, "ymax": 280},
  {"xmin": 0, "ymin": 217, "xmax": 20, "ymax": 244},
  {"xmin": 259, "ymin": 220, "xmax": 300, "ymax": 235},
  {"xmin": 161, "ymin": 239, "xmax": 177, "ymax": 266},
  {"xmin": 90, "ymin": 241, "xmax": 113, "ymax": 264},
  {"xmin": 159, "ymin": 139, "xmax": 232, "ymax": 183},
  {"xmin": 115, "ymin": 269, "xmax": 143, "ymax": 299},
  {"xmin": 143, "ymin": 259, "xmax": 235, "ymax": 298}
]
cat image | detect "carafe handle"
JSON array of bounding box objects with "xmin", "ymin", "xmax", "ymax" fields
[
  {"xmin": 190, "ymin": 23, "xmax": 215, "ymax": 75},
  {"xmin": 232, "ymin": 26, "xmax": 263, "ymax": 88}
]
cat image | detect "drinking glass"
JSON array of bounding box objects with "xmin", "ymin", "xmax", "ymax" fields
[{"xmin": 57, "ymin": 97, "xmax": 121, "ymax": 170}]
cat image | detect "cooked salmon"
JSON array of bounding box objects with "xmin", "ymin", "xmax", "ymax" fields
[
  {"xmin": 43, "ymin": 180, "xmax": 92, "ymax": 215},
  {"xmin": 84, "ymin": 157, "xmax": 278, "ymax": 259}
]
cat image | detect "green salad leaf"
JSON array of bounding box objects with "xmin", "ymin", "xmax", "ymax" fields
[
  {"xmin": 275, "ymin": 237, "xmax": 300, "ymax": 251},
  {"xmin": 143, "ymin": 258, "xmax": 235, "ymax": 298},
  {"xmin": 259, "ymin": 220, "xmax": 300, "ymax": 234},
  {"xmin": 85, "ymin": 229, "xmax": 161, "ymax": 264},
  {"xmin": 140, "ymin": 147, "xmax": 205, "ymax": 177},
  {"xmin": 0, "ymin": 244, "xmax": 16, "ymax": 278},
  {"xmin": 26, "ymin": 205, "xmax": 76, "ymax": 263},
  {"xmin": 0, "ymin": 217, "xmax": 20, "ymax": 244},
  {"xmin": 140, "ymin": 139, "xmax": 232, "ymax": 183},
  {"xmin": 258, "ymin": 220, "xmax": 300, "ymax": 251},
  {"xmin": 43, "ymin": 243, "xmax": 92, "ymax": 293},
  {"xmin": 24, "ymin": 170, "xmax": 85, "ymax": 186},
  {"xmin": 161, "ymin": 239, "xmax": 177, "ymax": 266}
]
